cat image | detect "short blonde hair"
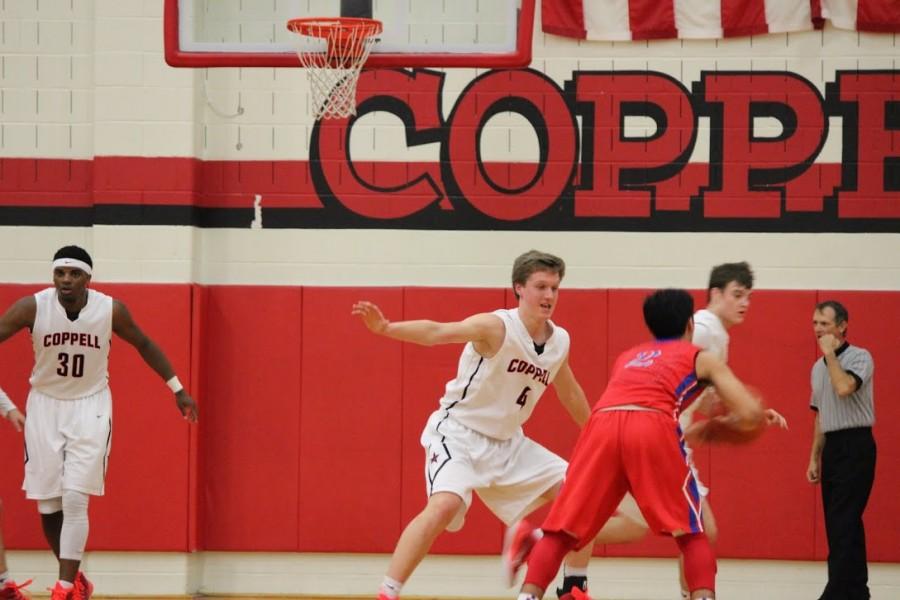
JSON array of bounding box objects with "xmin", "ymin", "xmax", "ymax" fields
[{"xmin": 511, "ymin": 250, "xmax": 565, "ymax": 299}]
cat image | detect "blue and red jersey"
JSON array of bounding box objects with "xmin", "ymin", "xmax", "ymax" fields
[{"xmin": 594, "ymin": 339, "xmax": 706, "ymax": 418}]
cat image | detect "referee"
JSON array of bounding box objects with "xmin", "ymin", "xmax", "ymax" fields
[{"xmin": 806, "ymin": 300, "xmax": 876, "ymax": 600}]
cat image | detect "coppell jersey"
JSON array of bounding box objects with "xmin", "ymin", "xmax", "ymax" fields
[
  {"xmin": 437, "ymin": 308, "xmax": 570, "ymax": 441},
  {"xmin": 680, "ymin": 308, "xmax": 730, "ymax": 429},
  {"xmin": 30, "ymin": 287, "xmax": 112, "ymax": 399},
  {"xmin": 692, "ymin": 309, "xmax": 728, "ymax": 362}
]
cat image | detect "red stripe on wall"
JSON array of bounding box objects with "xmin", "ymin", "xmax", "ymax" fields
[{"xmin": 0, "ymin": 156, "xmax": 857, "ymax": 213}]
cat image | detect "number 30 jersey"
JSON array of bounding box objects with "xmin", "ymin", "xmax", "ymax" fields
[
  {"xmin": 437, "ymin": 308, "xmax": 570, "ymax": 441},
  {"xmin": 30, "ymin": 287, "xmax": 112, "ymax": 399}
]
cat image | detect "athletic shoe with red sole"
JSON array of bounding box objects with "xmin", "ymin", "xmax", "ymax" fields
[
  {"xmin": 563, "ymin": 587, "xmax": 592, "ymax": 600},
  {"xmin": 501, "ymin": 520, "xmax": 541, "ymax": 587},
  {"xmin": 48, "ymin": 583, "xmax": 72, "ymax": 600},
  {"xmin": 72, "ymin": 573, "xmax": 93, "ymax": 600},
  {"xmin": 0, "ymin": 579, "xmax": 33, "ymax": 600}
]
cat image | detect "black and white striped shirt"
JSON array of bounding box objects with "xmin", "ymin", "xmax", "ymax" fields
[{"xmin": 810, "ymin": 342, "xmax": 875, "ymax": 433}]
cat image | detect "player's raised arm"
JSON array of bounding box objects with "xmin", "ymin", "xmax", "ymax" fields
[
  {"xmin": 550, "ymin": 357, "xmax": 590, "ymax": 427},
  {"xmin": 352, "ymin": 301, "xmax": 505, "ymax": 355},
  {"xmin": 112, "ymin": 300, "xmax": 198, "ymax": 422},
  {"xmin": 694, "ymin": 350, "xmax": 764, "ymax": 432}
]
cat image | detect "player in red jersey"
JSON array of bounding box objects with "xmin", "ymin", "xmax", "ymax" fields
[{"xmin": 516, "ymin": 289, "xmax": 764, "ymax": 600}]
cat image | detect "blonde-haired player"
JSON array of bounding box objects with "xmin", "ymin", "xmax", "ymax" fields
[{"xmin": 353, "ymin": 250, "xmax": 594, "ymax": 600}]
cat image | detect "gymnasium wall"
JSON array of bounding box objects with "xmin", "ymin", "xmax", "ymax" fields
[
  {"xmin": 0, "ymin": 0, "xmax": 899, "ymax": 569},
  {"xmin": 0, "ymin": 283, "xmax": 898, "ymax": 563}
]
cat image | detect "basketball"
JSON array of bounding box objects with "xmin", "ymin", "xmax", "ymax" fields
[
  {"xmin": 684, "ymin": 386, "xmax": 767, "ymax": 445},
  {"xmin": 685, "ymin": 413, "xmax": 767, "ymax": 445}
]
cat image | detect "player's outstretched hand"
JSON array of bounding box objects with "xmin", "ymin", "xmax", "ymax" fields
[
  {"xmin": 176, "ymin": 390, "xmax": 199, "ymax": 422},
  {"xmin": 352, "ymin": 300, "xmax": 389, "ymax": 335},
  {"xmin": 4, "ymin": 408, "xmax": 25, "ymax": 432},
  {"xmin": 764, "ymin": 408, "xmax": 788, "ymax": 429}
]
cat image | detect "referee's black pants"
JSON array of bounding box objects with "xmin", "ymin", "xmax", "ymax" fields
[{"xmin": 820, "ymin": 426, "xmax": 877, "ymax": 600}]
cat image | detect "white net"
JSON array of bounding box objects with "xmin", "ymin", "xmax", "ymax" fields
[{"xmin": 288, "ymin": 19, "xmax": 381, "ymax": 120}]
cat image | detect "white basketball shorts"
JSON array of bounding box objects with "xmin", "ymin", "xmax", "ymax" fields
[
  {"xmin": 23, "ymin": 387, "xmax": 113, "ymax": 499},
  {"xmin": 420, "ymin": 410, "xmax": 567, "ymax": 532}
]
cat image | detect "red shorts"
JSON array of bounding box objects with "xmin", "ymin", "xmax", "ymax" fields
[{"xmin": 543, "ymin": 409, "xmax": 704, "ymax": 548}]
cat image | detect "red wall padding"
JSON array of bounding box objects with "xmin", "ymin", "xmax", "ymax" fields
[
  {"xmin": 0, "ymin": 284, "xmax": 897, "ymax": 561},
  {"xmin": 198, "ymin": 286, "xmax": 303, "ymax": 550},
  {"xmin": 0, "ymin": 285, "xmax": 45, "ymax": 549},
  {"xmin": 297, "ymin": 288, "xmax": 404, "ymax": 552},
  {"xmin": 708, "ymin": 290, "xmax": 819, "ymax": 560}
]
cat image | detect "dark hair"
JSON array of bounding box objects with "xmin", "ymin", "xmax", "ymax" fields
[
  {"xmin": 707, "ymin": 261, "xmax": 754, "ymax": 300},
  {"xmin": 643, "ymin": 289, "xmax": 695, "ymax": 339},
  {"xmin": 511, "ymin": 250, "xmax": 565, "ymax": 299},
  {"xmin": 53, "ymin": 245, "xmax": 93, "ymax": 267},
  {"xmin": 816, "ymin": 300, "xmax": 849, "ymax": 326}
]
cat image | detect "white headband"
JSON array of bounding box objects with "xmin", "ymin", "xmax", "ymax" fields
[{"xmin": 52, "ymin": 258, "xmax": 92, "ymax": 276}]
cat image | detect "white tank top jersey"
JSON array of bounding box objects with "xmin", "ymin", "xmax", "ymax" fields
[
  {"xmin": 437, "ymin": 308, "xmax": 570, "ymax": 441},
  {"xmin": 681, "ymin": 308, "xmax": 730, "ymax": 427},
  {"xmin": 692, "ymin": 308, "xmax": 729, "ymax": 362},
  {"xmin": 30, "ymin": 287, "xmax": 113, "ymax": 399}
]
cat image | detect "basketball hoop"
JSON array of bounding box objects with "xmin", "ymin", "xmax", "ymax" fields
[{"xmin": 287, "ymin": 17, "xmax": 382, "ymax": 120}]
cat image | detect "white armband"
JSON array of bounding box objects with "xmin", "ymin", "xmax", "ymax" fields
[
  {"xmin": 0, "ymin": 386, "xmax": 16, "ymax": 417},
  {"xmin": 166, "ymin": 376, "xmax": 184, "ymax": 394}
]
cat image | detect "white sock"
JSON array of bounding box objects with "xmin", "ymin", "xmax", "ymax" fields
[
  {"xmin": 0, "ymin": 571, "xmax": 9, "ymax": 584},
  {"xmin": 517, "ymin": 593, "xmax": 539, "ymax": 600},
  {"xmin": 563, "ymin": 566, "xmax": 588, "ymax": 577},
  {"xmin": 56, "ymin": 580, "xmax": 74, "ymax": 589},
  {"xmin": 379, "ymin": 576, "xmax": 403, "ymax": 598}
]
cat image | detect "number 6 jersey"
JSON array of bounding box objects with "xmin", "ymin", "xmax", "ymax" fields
[
  {"xmin": 30, "ymin": 287, "xmax": 112, "ymax": 399},
  {"xmin": 437, "ymin": 308, "xmax": 570, "ymax": 441}
]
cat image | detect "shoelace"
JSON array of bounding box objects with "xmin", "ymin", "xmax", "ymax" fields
[{"xmin": 2, "ymin": 580, "xmax": 33, "ymax": 599}]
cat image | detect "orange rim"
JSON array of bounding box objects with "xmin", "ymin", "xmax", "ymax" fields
[{"xmin": 286, "ymin": 17, "xmax": 382, "ymax": 40}]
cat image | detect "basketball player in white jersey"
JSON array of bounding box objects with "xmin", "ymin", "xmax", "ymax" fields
[
  {"xmin": 0, "ymin": 246, "xmax": 198, "ymax": 600},
  {"xmin": 0, "ymin": 388, "xmax": 30, "ymax": 600},
  {"xmin": 592, "ymin": 261, "xmax": 787, "ymax": 599},
  {"xmin": 352, "ymin": 250, "xmax": 594, "ymax": 600}
]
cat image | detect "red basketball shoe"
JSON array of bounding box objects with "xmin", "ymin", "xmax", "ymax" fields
[
  {"xmin": 502, "ymin": 520, "xmax": 541, "ymax": 587},
  {"xmin": 72, "ymin": 573, "xmax": 93, "ymax": 600},
  {"xmin": 48, "ymin": 582, "xmax": 72, "ymax": 600},
  {"xmin": 0, "ymin": 579, "xmax": 32, "ymax": 600}
]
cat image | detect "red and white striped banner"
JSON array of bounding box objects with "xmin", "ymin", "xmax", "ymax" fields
[{"xmin": 542, "ymin": 0, "xmax": 899, "ymax": 41}]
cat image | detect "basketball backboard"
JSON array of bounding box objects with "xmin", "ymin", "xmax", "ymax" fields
[{"xmin": 164, "ymin": 0, "xmax": 535, "ymax": 68}]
